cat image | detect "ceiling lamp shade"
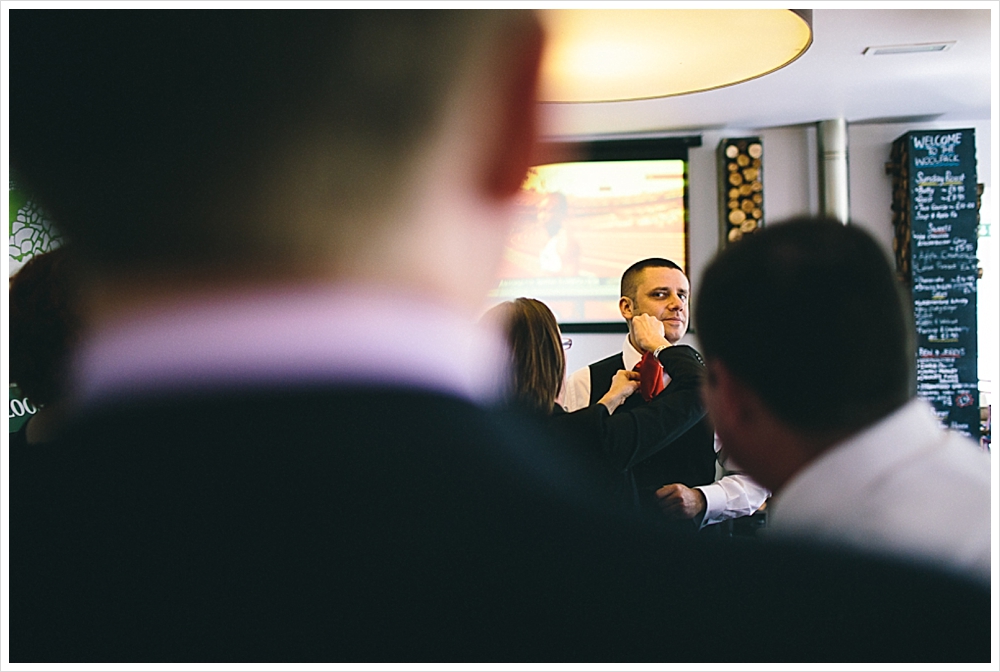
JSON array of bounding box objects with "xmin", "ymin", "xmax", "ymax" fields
[{"xmin": 538, "ymin": 9, "xmax": 813, "ymax": 103}]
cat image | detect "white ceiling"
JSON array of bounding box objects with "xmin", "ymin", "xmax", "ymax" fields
[{"xmin": 540, "ymin": 8, "xmax": 993, "ymax": 139}]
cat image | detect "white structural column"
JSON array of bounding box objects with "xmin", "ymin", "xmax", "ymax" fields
[{"xmin": 818, "ymin": 118, "xmax": 850, "ymax": 223}]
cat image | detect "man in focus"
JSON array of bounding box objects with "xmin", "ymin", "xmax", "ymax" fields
[{"xmin": 563, "ymin": 258, "xmax": 768, "ymax": 527}]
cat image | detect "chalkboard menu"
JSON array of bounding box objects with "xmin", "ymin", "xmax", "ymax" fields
[{"xmin": 888, "ymin": 129, "xmax": 979, "ymax": 439}]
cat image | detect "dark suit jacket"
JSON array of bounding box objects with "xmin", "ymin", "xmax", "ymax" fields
[
  {"xmin": 549, "ymin": 345, "xmax": 710, "ymax": 511},
  {"xmin": 588, "ymin": 346, "xmax": 717, "ymax": 510},
  {"xmin": 9, "ymin": 386, "xmax": 991, "ymax": 662}
]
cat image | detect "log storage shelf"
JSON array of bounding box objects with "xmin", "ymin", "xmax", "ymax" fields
[{"xmin": 718, "ymin": 137, "xmax": 764, "ymax": 248}]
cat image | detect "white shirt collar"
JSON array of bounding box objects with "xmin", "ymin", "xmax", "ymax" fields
[
  {"xmin": 771, "ymin": 397, "xmax": 945, "ymax": 524},
  {"xmin": 71, "ymin": 284, "xmax": 510, "ymax": 410},
  {"xmin": 622, "ymin": 334, "xmax": 642, "ymax": 371}
]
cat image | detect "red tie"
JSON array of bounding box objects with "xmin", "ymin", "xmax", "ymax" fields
[{"xmin": 635, "ymin": 351, "xmax": 665, "ymax": 402}]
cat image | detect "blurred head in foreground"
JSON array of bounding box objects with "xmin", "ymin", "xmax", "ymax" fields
[
  {"xmin": 8, "ymin": 247, "xmax": 83, "ymax": 443},
  {"xmin": 695, "ymin": 217, "xmax": 915, "ymax": 492},
  {"xmin": 8, "ymin": 247, "xmax": 82, "ymax": 409},
  {"xmin": 10, "ymin": 10, "xmax": 543, "ymax": 315},
  {"xmin": 482, "ymin": 298, "xmax": 565, "ymax": 414}
]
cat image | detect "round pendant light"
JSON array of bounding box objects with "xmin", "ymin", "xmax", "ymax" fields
[{"xmin": 538, "ymin": 9, "xmax": 813, "ymax": 103}]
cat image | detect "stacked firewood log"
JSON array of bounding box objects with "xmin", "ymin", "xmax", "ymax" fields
[{"xmin": 718, "ymin": 138, "xmax": 764, "ymax": 247}]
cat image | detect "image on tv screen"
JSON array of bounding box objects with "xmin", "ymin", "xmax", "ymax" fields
[{"xmin": 487, "ymin": 158, "xmax": 687, "ymax": 324}]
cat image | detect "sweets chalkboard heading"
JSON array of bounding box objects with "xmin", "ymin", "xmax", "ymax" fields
[{"xmin": 888, "ymin": 129, "xmax": 980, "ymax": 440}]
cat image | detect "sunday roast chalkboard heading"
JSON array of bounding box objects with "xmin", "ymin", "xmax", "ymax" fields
[{"xmin": 888, "ymin": 129, "xmax": 979, "ymax": 440}]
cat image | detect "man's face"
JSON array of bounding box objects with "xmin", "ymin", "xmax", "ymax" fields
[
  {"xmin": 700, "ymin": 359, "xmax": 781, "ymax": 494},
  {"xmin": 622, "ymin": 267, "xmax": 690, "ymax": 344}
]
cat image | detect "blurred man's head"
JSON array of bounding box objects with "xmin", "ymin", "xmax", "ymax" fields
[
  {"xmin": 10, "ymin": 10, "xmax": 542, "ymax": 311},
  {"xmin": 8, "ymin": 247, "xmax": 82, "ymax": 407},
  {"xmin": 619, "ymin": 258, "xmax": 689, "ymax": 345},
  {"xmin": 695, "ymin": 217, "xmax": 915, "ymax": 491}
]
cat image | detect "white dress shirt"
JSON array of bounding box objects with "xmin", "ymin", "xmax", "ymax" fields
[
  {"xmin": 562, "ymin": 336, "xmax": 770, "ymax": 528},
  {"xmin": 562, "ymin": 336, "xmax": 649, "ymax": 413},
  {"xmin": 768, "ymin": 397, "xmax": 991, "ymax": 582}
]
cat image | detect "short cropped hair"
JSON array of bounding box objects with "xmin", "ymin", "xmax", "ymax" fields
[
  {"xmin": 10, "ymin": 10, "xmax": 537, "ymax": 276},
  {"xmin": 695, "ymin": 217, "xmax": 914, "ymax": 434},
  {"xmin": 621, "ymin": 258, "xmax": 684, "ymax": 301},
  {"xmin": 483, "ymin": 298, "xmax": 565, "ymax": 414},
  {"xmin": 8, "ymin": 248, "xmax": 82, "ymax": 406}
]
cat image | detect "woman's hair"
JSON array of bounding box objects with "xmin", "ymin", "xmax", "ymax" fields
[
  {"xmin": 9, "ymin": 247, "xmax": 82, "ymax": 406},
  {"xmin": 482, "ymin": 298, "xmax": 564, "ymax": 414}
]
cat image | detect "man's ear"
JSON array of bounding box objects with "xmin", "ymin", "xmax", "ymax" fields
[
  {"xmin": 619, "ymin": 296, "xmax": 634, "ymax": 320},
  {"xmin": 483, "ymin": 23, "xmax": 544, "ymax": 201},
  {"xmin": 706, "ymin": 357, "xmax": 825, "ymax": 494}
]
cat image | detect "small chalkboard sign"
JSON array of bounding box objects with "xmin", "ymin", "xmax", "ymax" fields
[{"xmin": 888, "ymin": 129, "xmax": 979, "ymax": 439}]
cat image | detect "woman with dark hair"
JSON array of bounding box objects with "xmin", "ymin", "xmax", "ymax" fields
[
  {"xmin": 485, "ymin": 297, "xmax": 636, "ymax": 415},
  {"xmin": 483, "ymin": 297, "xmax": 710, "ymax": 514}
]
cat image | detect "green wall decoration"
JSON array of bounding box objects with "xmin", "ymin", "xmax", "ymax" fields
[
  {"xmin": 9, "ymin": 176, "xmax": 64, "ymax": 277},
  {"xmin": 9, "ymin": 173, "xmax": 63, "ymax": 433},
  {"xmin": 9, "ymin": 383, "xmax": 39, "ymax": 434}
]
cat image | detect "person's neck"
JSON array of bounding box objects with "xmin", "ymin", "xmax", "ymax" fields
[{"xmin": 759, "ymin": 425, "xmax": 849, "ymax": 495}]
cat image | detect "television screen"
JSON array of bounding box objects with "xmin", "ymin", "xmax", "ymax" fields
[{"xmin": 487, "ymin": 139, "xmax": 694, "ymax": 327}]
